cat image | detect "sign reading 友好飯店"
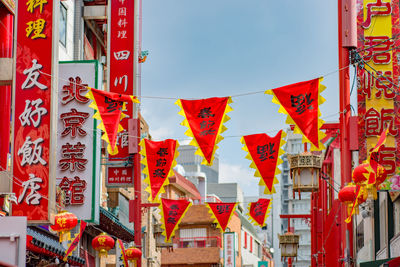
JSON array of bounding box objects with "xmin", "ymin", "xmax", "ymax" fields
[{"xmin": 12, "ymin": 0, "xmax": 59, "ymax": 222}]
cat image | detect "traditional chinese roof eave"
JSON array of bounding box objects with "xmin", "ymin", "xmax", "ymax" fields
[
  {"xmin": 27, "ymin": 226, "xmax": 85, "ymax": 265},
  {"xmin": 98, "ymin": 206, "xmax": 134, "ymax": 242}
]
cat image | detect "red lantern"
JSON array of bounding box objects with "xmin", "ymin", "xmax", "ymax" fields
[
  {"xmin": 50, "ymin": 211, "xmax": 78, "ymax": 242},
  {"xmin": 92, "ymin": 232, "xmax": 115, "ymax": 257},
  {"xmin": 339, "ymin": 184, "xmax": 367, "ymax": 216},
  {"xmin": 352, "ymin": 163, "xmax": 370, "ymax": 185},
  {"xmin": 125, "ymin": 247, "xmax": 142, "ymax": 262}
]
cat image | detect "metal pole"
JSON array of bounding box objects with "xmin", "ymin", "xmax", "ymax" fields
[
  {"xmin": 133, "ymin": 0, "xmax": 142, "ymax": 266},
  {"xmin": 338, "ymin": 0, "xmax": 354, "ymax": 265}
]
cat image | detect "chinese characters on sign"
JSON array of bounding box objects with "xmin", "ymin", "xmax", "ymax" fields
[
  {"xmin": 56, "ymin": 62, "xmax": 101, "ymax": 222},
  {"xmin": 12, "ymin": 0, "xmax": 57, "ymax": 222},
  {"xmin": 223, "ymin": 232, "xmax": 236, "ymax": 267},
  {"xmin": 107, "ymin": 0, "xmax": 135, "ymax": 186},
  {"xmin": 357, "ymin": 0, "xmax": 399, "ymax": 186},
  {"xmin": 108, "ymin": 0, "xmax": 135, "ymax": 157}
]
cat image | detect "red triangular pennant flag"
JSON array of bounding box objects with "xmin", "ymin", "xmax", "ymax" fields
[
  {"xmin": 206, "ymin": 202, "xmax": 237, "ymax": 232},
  {"xmin": 160, "ymin": 198, "xmax": 192, "ymax": 242},
  {"xmin": 176, "ymin": 97, "xmax": 233, "ymax": 165},
  {"xmin": 140, "ymin": 139, "xmax": 179, "ymax": 202},
  {"xmin": 241, "ymin": 131, "xmax": 286, "ymax": 194},
  {"xmin": 266, "ymin": 78, "xmax": 326, "ymax": 150},
  {"xmin": 86, "ymin": 87, "xmax": 139, "ymax": 155},
  {"xmin": 247, "ymin": 198, "xmax": 272, "ymax": 227}
]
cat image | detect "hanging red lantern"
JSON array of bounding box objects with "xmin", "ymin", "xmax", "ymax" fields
[
  {"xmin": 125, "ymin": 247, "xmax": 142, "ymax": 262},
  {"xmin": 352, "ymin": 163, "xmax": 370, "ymax": 185},
  {"xmin": 339, "ymin": 184, "xmax": 367, "ymax": 216},
  {"xmin": 50, "ymin": 211, "xmax": 78, "ymax": 242},
  {"xmin": 92, "ymin": 232, "xmax": 115, "ymax": 257}
]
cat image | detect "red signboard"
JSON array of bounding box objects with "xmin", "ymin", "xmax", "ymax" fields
[
  {"xmin": 357, "ymin": 0, "xmax": 400, "ymax": 191},
  {"xmin": 107, "ymin": 0, "xmax": 135, "ymax": 186},
  {"xmin": 107, "ymin": 167, "xmax": 133, "ymax": 185},
  {"xmin": 12, "ymin": 0, "xmax": 58, "ymax": 222}
]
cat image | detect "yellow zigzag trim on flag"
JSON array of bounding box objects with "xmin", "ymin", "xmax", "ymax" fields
[
  {"xmin": 240, "ymin": 132, "xmax": 286, "ymax": 195},
  {"xmin": 85, "ymin": 88, "xmax": 139, "ymax": 155},
  {"xmin": 206, "ymin": 202, "xmax": 238, "ymax": 232},
  {"xmin": 139, "ymin": 140, "xmax": 180, "ymax": 203},
  {"xmin": 265, "ymin": 78, "xmax": 326, "ymax": 151},
  {"xmin": 159, "ymin": 201, "xmax": 192, "ymax": 243},
  {"xmin": 175, "ymin": 98, "xmax": 233, "ymax": 166},
  {"xmin": 246, "ymin": 200, "xmax": 272, "ymax": 228}
]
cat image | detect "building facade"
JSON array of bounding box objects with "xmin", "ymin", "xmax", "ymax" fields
[{"xmin": 279, "ymin": 130, "xmax": 311, "ymax": 267}]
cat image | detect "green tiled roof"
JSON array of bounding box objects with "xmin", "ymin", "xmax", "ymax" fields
[
  {"xmin": 27, "ymin": 227, "xmax": 85, "ymax": 265},
  {"xmin": 99, "ymin": 206, "xmax": 135, "ymax": 238}
]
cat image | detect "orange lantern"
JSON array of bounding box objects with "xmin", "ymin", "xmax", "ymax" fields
[
  {"xmin": 352, "ymin": 163, "xmax": 370, "ymax": 185},
  {"xmin": 125, "ymin": 247, "xmax": 142, "ymax": 263},
  {"xmin": 50, "ymin": 211, "xmax": 78, "ymax": 242},
  {"xmin": 92, "ymin": 233, "xmax": 115, "ymax": 257}
]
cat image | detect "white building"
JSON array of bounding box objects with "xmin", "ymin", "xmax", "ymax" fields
[{"xmin": 279, "ymin": 130, "xmax": 311, "ymax": 267}]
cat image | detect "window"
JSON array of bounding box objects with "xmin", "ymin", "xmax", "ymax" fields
[
  {"xmin": 250, "ymin": 236, "xmax": 253, "ymax": 253},
  {"xmin": 244, "ymin": 231, "xmax": 247, "ymax": 249},
  {"xmin": 59, "ymin": 3, "xmax": 67, "ymax": 47}
]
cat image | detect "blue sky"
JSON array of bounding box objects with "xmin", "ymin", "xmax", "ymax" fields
[{"xmin": 141, "ymin": 1, "xmax": 344, "ymax": 196}]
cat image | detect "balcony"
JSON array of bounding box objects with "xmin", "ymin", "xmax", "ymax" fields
[{"xmin": 174, "ymin": 236, "xmax": 221, "ymax": 248}]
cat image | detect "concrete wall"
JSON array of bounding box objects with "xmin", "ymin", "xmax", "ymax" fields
[{"xmin": 59, "ymin": 0, "xmax": 75, "ymax": 61}]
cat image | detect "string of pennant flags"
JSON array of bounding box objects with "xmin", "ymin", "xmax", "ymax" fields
[{"xmin": 79, "ymin": 77, "xmax": 326, "ymax": 242}]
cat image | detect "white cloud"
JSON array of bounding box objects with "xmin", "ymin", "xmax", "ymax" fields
[{"xmin": 219, "ymin": 162, "xmax": 260, "ymax": 196}]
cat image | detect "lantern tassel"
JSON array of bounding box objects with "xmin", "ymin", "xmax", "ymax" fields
[
  {"xmin": 99, "ymin": 249, "xmax": 109, "ymax": 258},
  {"xmin": 59, "ymin": 231, "xmax": 71, "ymax": 243}
]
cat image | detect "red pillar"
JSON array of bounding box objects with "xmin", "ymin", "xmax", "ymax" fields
[
  {"xmin": 0, "ymin": 7, "xmax": 13, "ymax": 171},
  {"xmin": 338, "ymin": 0, "xmax": 354, "ymax": 264}
]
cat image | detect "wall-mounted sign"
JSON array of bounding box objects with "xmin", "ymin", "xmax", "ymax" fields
[
  {"xmin": 223, "ymin": 232, "xmax": 236, "ymax": 267},
  {"xmin": 107, "ymin": 0, "xmax": 136, "ymax": 187},
  {"xmin": 57, "ymin": 61, "xmax": 101, "ymax": 223},
  {"xmin": 357, "ymin": 0, "xmax": 400, "ymax": 190},
  {"xmin": 12, "ymin": 0, "xmax": 59, "ymax": 222}
]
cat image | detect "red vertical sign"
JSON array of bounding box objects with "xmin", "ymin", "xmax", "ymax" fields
[
  {"xmin": 108, "ymin": 0, "xmax": 135, "ymax": 186},
  {"xmin": 12, "ymin": 0, "xmax": 57, "ymax": 221}
]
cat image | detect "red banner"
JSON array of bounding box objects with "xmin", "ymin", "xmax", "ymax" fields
[
  {"xmin": 160, "ymin": 198, "xmax": 191, "ymax": 242},
  {"xmin": 108, "ymin": 0, "xmax": 135, "ymax": 160},
  {"xmin": 12, "ymin": 0, "xmax": 57, "ymax": 222},
  {"xmin": 206, "ymin": 202, "xmax": 237, "ymax": 232},
  {"xmin": 247, "ymin": 198, "xmax": 271, "ymax": 227},
  {"xmin": 86, "ymin": 87, "xmax": 138, "ymax": 155},
  {"xmin": 176, "ymin": 97, "xmax": 232, "ymax": 165},
  {"xmin": 266, "ymin": 78, "xmax": 326, "ymax": 150},
  {"xmin": 63, "ymin": 221, "xmax": 87, "ymax": 261},
  {"xmin": 140, "ymin": 139, "xmax": 179, "ymax": 202},
  {"xmin": 241, "ymin": 131, "xmax": 286, "ymax": 194}
]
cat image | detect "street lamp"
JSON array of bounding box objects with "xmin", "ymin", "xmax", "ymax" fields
[
  {"xmin": 288, "ymin": 152, "xmax": 322, "ymax": 197},
  {"xmin": 278, "ymin": 232, "xmax": 299, "ymax": 261}
]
